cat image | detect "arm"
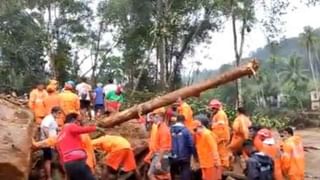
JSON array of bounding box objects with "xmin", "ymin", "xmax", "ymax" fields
[
  {"xmin": 185, "ymin": 130, "xmax": 196, "ymax": 156},
  {"xmin": 75, "ymin": 97, "xmax": 80, "ymax": 112},
  {"xmin": 206, "ymin": 133, "xmax": 221, "ymax": 166},
  {"xmin": 28, "ymin": 91, "xmax": 35, "ymax": 110},
  {"xmin": 69, "ymin": 124, "xmax": 96, "ymax": 135},
  {"xmin": 281, "ymin": 143, "xmax": 292, "ymax": 176}
]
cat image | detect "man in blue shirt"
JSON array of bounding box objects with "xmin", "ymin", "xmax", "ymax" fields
[{"xmin": 93, "ymin": 83, "xmax": 104, "ymax": 118}]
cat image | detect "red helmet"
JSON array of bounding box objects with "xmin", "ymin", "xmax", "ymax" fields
[
  {"xmin": 209, "ymin": 99, "xmax": 222, "ymax": 109},
  {"xmin": 257, "ymin": 128, "xmax": 272, "ymax": 138}
]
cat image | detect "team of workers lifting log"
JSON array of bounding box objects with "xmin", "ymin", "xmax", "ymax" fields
[{"xmin": 29, "ymin": 79, "xmax": 305, "ymax": 180}]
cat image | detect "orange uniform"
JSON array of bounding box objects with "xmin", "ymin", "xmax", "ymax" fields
[
  {"xmin": 281, "ymin": 136, "xmax": 305, "ymax": 180},
  {"xmin": 144, "ymin": 123, "xmax": 158, "ymax": 163},
  {"xmin": 195, "ymin": 128, "xmax": 221, "ymax": 180},
  {"xmin": 211, "ymin": 109, "xmax": 230, "ymax": 168},
  {"xmin": 229, "ymin": 114, "xmax": 252, "ymax": 153},
  {"xmin": 44, "ymin": 93, "xmax": 60, "ymax": 115},
  {"xmin": 262, "ymin": 143, "xmax": 283, "ymax": 180},
  {"xmin": 92, "ymin": 135, "xmax": 136, "ymax": 172},
  {"xmin": 154, "ymin": 122, "xmax": 172, "ymax": 152},
  {"xmin": 29, "ymin": 89, "xmax": 48, "ymax": 124},
  {"xmin": 178, "ymin": 102, "xmax": 194, "ymax": 131},
  {"xmin": 81, "ymin": 134, "xmax": 96, "ymax": 173},
  {"xmin": 58, "ymin": 90, "xmax": 80, "ymax": 126}
]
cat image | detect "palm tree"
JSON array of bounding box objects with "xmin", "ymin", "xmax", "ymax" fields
[
  {"xmin": 300, "ymin": 26, "xmax": 320, "ymax": 91},
  {"xmin": 280, "ymin": 55, "xmax": 309, "ymax": 89}
]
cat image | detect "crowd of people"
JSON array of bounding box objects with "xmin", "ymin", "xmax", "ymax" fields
[{"xmin": 28, "ymin": 79, "xmax": 305, "ymax": 180}]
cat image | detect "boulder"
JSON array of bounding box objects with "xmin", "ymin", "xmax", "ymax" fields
[{"xmin": 0, "ymin": 98, "xmax": 33, "ymax": 180}]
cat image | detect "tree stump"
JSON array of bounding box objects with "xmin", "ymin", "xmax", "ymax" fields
[{"xmin": 0, "ymin": 98, "xmax": 34, "ymax": 180}]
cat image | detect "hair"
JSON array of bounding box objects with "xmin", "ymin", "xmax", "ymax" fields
[
  {"xmin": 81, "ymin": 77, "xmax": 87, "ymax": 82},
  {"xmin": 108, "ymin": 79, "xmax": 114, "ymax": 84},
  {"xmin": 194, "ymin": 114, "xmax": 210, "ymax": 128},
  {"xmin": 243, "ymin": 139, "xmax": 254, "ymax": 149},
  {"xmin": 51, "ymin": 106, "xmax": 61, "ymax": 114},
  {"xmin": 283, "ymin": 127, "xmax": 294, "ymax": 136},
  {"xmin": 65, "ymin": 113, "xmax": 79, "ymax": 124},
  {"xmin": 176, "ymin": 115, "xmax": 185, "ymax": 122},
  {"xmin": 237, "ymin": 107, "xmax": 246, "ymax": 115}
]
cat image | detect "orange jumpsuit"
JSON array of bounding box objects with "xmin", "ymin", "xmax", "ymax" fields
[
  {"xmin": 58, "ymin": 90, "xmax": 80, "ymax": 126},
  {"xmin": 92, "ymin": 135, "xmax": 136, "ymax": 172},
  {"xmin": 281, "ymin": 136, "xmax": 305, "ymax": 180},
  {"xmin": 28, "ymin": 89, "xmax": 48, "ymax": 124},
  {"xmin": 211, "ymin": 109, "xmax": 230, "ymax": 168},
  {"xmin": 195, "ymin": 128, "xmax": 221, "ymax": 180},
  {"xmin": 178, "ymin": 102, "xmax": 194, "ymax": 131},
  {"xmin": 81, "ymin": 134, "xmax": 96, "ymax": 173},
  {"xmin": 43, "ymin": 92, "xmax": 60, "ymax": 115},
  {"xmin": 229, "ymin": 114, "xmax": 252, "ymax": 153},
  {"xmin": 144, "ymin": 123, "xmax": 158, "ymax": 163}
]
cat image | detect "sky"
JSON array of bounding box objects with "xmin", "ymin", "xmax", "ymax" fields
[{"xmin": 183, "ymin": 1, "xmax": 320, "ymax": 72}]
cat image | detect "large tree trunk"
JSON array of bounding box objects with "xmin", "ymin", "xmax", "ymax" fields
[{"xmin": 98, "ymin": 60, "xmax": 259, "ymax": 128}]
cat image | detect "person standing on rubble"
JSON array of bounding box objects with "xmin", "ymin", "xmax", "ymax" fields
[
  {"xmin": 29, "ymin": 82, "xmax": 48, "ymax": 124},
  {"xmin": 209, "ymin": 99, "xmax": 231, "ymax": 170},
  {"xmin": 148, "ymin": 107, "xmax": 172, "ymax": 180},
  {"xmin": 56, "ymin": 113, "xmax": 96, "ymax": 180}
]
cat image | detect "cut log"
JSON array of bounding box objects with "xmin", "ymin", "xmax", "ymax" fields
[
  {"xmin": 0, "ymin": 98, "xmax": 34, "ymax": 180},
  {"xmin": 99, "ymin": 60, "xmax": 259, "ymax": 127}
]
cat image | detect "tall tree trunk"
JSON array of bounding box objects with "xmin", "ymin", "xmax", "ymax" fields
[
  {"xmin": 47, "ymin": 4, "xmax": 56, "ymax": 79},
  {"xmin": 98, "ymin": 60, "xmax": 259, "ymax": 128},
  {"xmin": 307, "ymin": 43, "xmax": 318, "ymax": 91},
  {"xmin": 91, "ymin": 21, "xmax": 103, "ymax": 85},
  {"xmin": 159, "ymin": 36, "xmax": 167, "ymax": 88}
]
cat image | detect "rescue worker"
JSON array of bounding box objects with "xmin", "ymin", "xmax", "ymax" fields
[
  {"xmin": 229, "ymin": 107, "xmax": 252, "ymax": 153},
  {"xmin": 44, "ymin": 85, "xmax": 60, "ymax": 115},
  {"xmin": 29, "ymin": 82, "xmax": 48, "ymax": 124},
  {"xmin": 280, "ymin": 127, "xmax": 305, "ymax": 180},
  {"xmin": 242, "ymin": 140, "xmax": 274, "ymax": 180},
  {"xmin": 170, "ymin": 115, "xmax": 195, "ymax": 180},
  {"xmin": 193, "ymin": 119, "xmax": 221, "ymax": 180},
  {"xmin": 81, "ymin": 134, "xmax": 96, "ymax": 174},
  {"xmin": 40, "ymin": 106, "xmax": 61, "ymax": 180},
  {"xmin": 48, "ymin": 79, "xmax": 59, "ymax": 92},
  {"xmin": 174, "ymin": 97, "xmax": 194, "ymax": 131},
  {"xmin": 58, "ymin": 81, "xmax": 80, "ymax": 126},
  {"xmin": 92, "ymin": 135, "xmax": 140, "ymax": 180},
  {"xmin": 257, "ymin": 129, "xmax": 284, "ymax": 180},
  {"xmin": 105, "ymin": 85, "xmax": 124, "ymax": 113},
  {"xmin": 56, "ymin": 113, "xmax": 96, "ymax": 180},
  {"xmin": 209, "ymin": 99, "xmax": 231, "ymax": 169},
  {"xmin": 148, "ymin": 107, "xmax": 172, "ymax": 180}
]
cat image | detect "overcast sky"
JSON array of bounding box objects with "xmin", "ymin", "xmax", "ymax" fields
[{"xmin": 183, "ymin": 1, "xmax": 320, "ymax": 72}]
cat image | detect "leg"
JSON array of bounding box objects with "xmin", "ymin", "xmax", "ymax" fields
[
  {"xmin": 42, "ymin": 148, "xmax": 53, "ymax": 180},
  {"xmin": 180, "ymin": 161, "xmax": 191, "ymax": 180}
]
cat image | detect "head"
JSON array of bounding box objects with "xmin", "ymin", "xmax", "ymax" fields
[
  {"xmin": 192, "ymin": 120, "xmax": 204, "ymax": 134},
  {"xmin": 97, "ymin": 83, "xmax": 103, "ymax": 88},
  {"xmin": 249, "ymin": 124, "xmax": 262, "ymax": 139},
  {"xmin": 257, "ymin": 128, "xmax": 272, "ymax": 141},
  {"xmin": 237, "ymin": 107, "xmax": 246, "ymax": 116},
  {"xmin": 37, "ymin": 83, "xmax": 45, "ymax": 90},
  {"xmin": 194, "ymin": 114, "xmax": 210, "ymax": 129},
  {"xmin": 281, "ymin": 127, "xmax": 294, "ymax": 140},
  {"xmin": 81, "ymin": 77, "xmax": 87, "ymax": 83},
  {"xmin": 208, "ymin": 99, "xmax": 222, "ymax": 114},
  {"xmin": 242, "ymin": 139, "xmax": 256, "ymax": 156},
  {"xmin": 65, "ymin": 113, "xmax": 80, "ymax": 124},
  {"xmin": 116, "ymin": 85, "xmax": 123, "ymax": 95},
  {"xmin": 176, "ymin": 115, "xmax": 185, "ymax": 123},
  {"xmin": 51, "ymin": 106, "xmax": 62, "ymax": 118},
  {"xmin": 64, "ymin": 81, "xmax": 75, "ymax": 90},
  {"xmin": 150, "ymin": 107, "xmax": 166, "ymax": 125},
  {"xmin": 46, "ymin": 85, "xmax": 56, "ymax": 94},
  {"xmin": 108, "ymin": 79, "xmax": 114, "ymax": 84}
]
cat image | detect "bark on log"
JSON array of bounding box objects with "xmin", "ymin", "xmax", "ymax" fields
[
  {"xmin": 99, "ymin": 60, "xmax": 259, "ymax": 128},
  {"xmin": 0, "ymin": 98, "xmax": 34, "ymax": 180}
]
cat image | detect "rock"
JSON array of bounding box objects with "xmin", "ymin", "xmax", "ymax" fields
[{"xmin": 0, "ymin": 98, "xmax": 33, "ymax": 180}]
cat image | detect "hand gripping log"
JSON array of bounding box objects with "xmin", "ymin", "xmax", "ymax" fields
[{"xmin": 98, "ymin": 59, "xmax": 259, "ymax": 128}]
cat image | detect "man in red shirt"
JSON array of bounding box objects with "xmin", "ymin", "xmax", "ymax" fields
[{"xmin": 56, "ymin": 113, "xmax": 96, "ymax": 180}]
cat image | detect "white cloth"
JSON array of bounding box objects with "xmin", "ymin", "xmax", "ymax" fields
[
  {"xmin": 263, "ymin": 137, "xmax": 275, "ymax": 145},
  {"xmin": 103, "ymin": 84, "xmax": 117, "ymax": 96},
  {"xmin": 40, "ymin": 114, "xmax": 58, "ymax": 140},
  {"xmin": 76, "ymin": 82, "xmax": 92, "ymax": 101}
]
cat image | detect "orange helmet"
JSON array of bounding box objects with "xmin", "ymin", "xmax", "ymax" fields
[
  {"xmin": 257, "ymin": 128, "xmax": 272, "ymax": 138},
  {"xmin": 209, "ymin": 99, "xmax": 222, "ymax": 109}
]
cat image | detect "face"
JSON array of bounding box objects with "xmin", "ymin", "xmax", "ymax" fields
[
  {"xmin": 37, "ymin": 84, "xmax": 45, "ymax": 90},
  {"xmin": 153, "ymin": 114, "xmax": 164, "ymax": 124},
  {"xmin": 211, "ymin": 108, "xmax": 219, "ymax": 114},
  {"xmin": 281, "ymin": 131, "xmax": 290, "ymax": 140},
  {"xmin": 53, "ymin": 111, "xmax": 62, "ymax": 118},
  {"xmin": 193, "ymin": 126, "xmax": 203, "ymax": 134}
]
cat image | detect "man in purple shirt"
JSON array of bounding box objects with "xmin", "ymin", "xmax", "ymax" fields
[{"xmin": 93, "ymin": 83, "xmax": 104, "ymax": 118}]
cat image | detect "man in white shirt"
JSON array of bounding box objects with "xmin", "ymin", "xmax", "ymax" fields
[
  {"xmin": 40, "ymin": 106, "xmax": 61, "ymax": 180},
  {"xmin": 76, "ymin": 77, "xmax": 92, "ymax": 119}
]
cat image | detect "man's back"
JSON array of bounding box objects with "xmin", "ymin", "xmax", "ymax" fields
[
  {"xmin": 171, "ymin": 123, "xmax": 194, "ymax": 161},
  {"xmin": 245, "ymin": 152, "xmax": 274, "ymax": 180},
  {"xmin": 103, "ymin": 83, "xmax": 117, "ymax": 96},
  {"xmin": 76, "ymin": 82, "xmax": 92, "ymax": 101},
  {"xmin": 94, "ymin": 87, "xmax": 104, "ymax": 105}
]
